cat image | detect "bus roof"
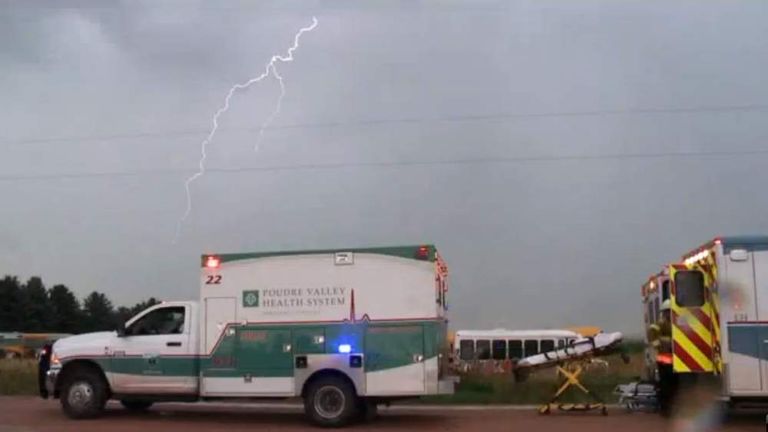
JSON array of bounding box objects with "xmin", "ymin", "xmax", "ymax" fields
[
  {"xmin": 455, "ymin": 329, "xmax": 580, "ymax": 339},
  {"xmin": 0, "ymin": 332, "xmax": 21, "ymax": 340}
]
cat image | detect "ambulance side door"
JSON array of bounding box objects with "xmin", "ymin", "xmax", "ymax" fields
[
  {"xmin": 750, "ymin": 250, "xmax": 768, "ymax": 393},
  {"xmin": 111, "ymin": 305, "xmax": 194, "ymax": 394},
  {"xmin": 723, "ymin": 250, "xmax": 762, "ymax": 394}
]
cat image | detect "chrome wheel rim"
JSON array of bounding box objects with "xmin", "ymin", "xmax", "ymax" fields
[
  {"xmin": 68, "ymin": 381, "xmax": 94, "ymax": 410},
  {"xmin": 314, "ymin": 386, "xmax": 345, "ymax": 419}
]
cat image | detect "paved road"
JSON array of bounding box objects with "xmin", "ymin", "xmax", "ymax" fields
[{"xmin": 0, "ymin": 397, "xmax": 764, "ymax": 432}]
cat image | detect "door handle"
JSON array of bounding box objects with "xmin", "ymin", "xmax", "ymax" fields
[{"xmin": 167, "ymin": 341, "xmax": 182, "ymax": 347}]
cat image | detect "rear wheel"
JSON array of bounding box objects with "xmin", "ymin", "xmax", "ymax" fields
[
  {"xmin": 60, "ymin": 368, "xmax": 108, "ymax": 419},
  {"xmin": 304, "ymin": 376, "xmax": 359, "ymax": 427},
  {"xmin": 121, "ymin": 400, "xmax": 154, "ymax": 411}
]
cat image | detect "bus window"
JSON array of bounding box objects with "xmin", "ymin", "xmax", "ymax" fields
[
  {"xmin": 524, "ymin": 340, "xmax": 539, "ymax": 357},
  {"xmin": 508, "ymin": 340, "xmax": 523, "ymax": 359},
  {"xmin": 540, "ymin": 339, "xmax": 555, "ymax": 353},
  {"xmin": 476, "ymin": 340, "xmax": 491, "ymax": 360},
  {"xmin": 557, "ymin": 339, "xmax": 565, "ymax": 349},
  {"xmin": 492, "ymin": 339, "xmax": 507, "ymax": 360},
  {"xmin": 459, "ymin": 340, "xmax": 475, "ymax": 361},
  {"xmin": 662, "ymin": 280, "xmax": 670, "ymax": 301}
]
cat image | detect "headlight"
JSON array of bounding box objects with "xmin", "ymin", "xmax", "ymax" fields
[{"xmin": 50, "ymin": 353, "xmax": 61, "ymax": 367}]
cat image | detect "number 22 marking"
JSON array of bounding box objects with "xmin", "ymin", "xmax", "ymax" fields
[{"xmin": 206, "ymin": 275, "xmax": 222, "ymax": 285}]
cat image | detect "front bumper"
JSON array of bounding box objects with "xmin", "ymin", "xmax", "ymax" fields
[
  {"xmin": 38, "ymin": 343, "xmax": 53, "ymax": 399},
  {"xmin": 44, "ymin": 367, "xmax": 60, "ymax": 398}
]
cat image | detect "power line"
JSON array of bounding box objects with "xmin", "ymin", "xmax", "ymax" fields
[
  {"xmin": 3, "ymin": 103, "xmax": 768, "ymax": 146},
  {"xmin": 2, "ymin": 147, "xmax": 767, "ymax": 183}
]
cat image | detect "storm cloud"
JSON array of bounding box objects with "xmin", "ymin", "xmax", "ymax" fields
[{"xmin": 2, "ymin": 0, "xmax": 767, "ymax": 335}]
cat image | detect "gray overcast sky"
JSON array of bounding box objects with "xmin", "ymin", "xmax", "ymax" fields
[{"xmin": 2, "ymin": 0, "xmax": 767, "ymax": 336}]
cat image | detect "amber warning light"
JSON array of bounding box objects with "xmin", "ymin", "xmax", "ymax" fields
[{"xmin": 205, "ymin": 256, "xmax": 221, "ymax": 269}]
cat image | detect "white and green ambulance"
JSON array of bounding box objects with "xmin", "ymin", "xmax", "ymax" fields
[{"xmin": 41, "ymin": 245, "xmax": 454, "ymax": 426}]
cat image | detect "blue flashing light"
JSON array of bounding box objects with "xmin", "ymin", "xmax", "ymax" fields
[{"xmin": 338, "ymin": 344, "xmax": 352, "ymax": 354}]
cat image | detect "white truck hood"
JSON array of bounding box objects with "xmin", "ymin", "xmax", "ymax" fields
[{"xmin": 54, "ymin": 331, "xmax": 116, "ymax": 359}]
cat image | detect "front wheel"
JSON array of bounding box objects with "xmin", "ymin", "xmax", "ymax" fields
[
  {"xmin": 60, "ymin": 369, "xmax": 108, "ymax": 419},
  {"xmin": 304, "ymin": 376, "xmax": 359, "ymax": 427}
]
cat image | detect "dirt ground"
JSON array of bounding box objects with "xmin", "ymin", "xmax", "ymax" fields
[{"xmin": 0, "ymin": 397, "xmax": 764, "ymax": 432}]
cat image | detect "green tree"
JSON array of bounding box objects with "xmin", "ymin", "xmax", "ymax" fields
[
  {"xmin": 0, "ymin": 276, "xmax": 23, "ymax": 331},
  {"xmin": 48, "ymin": 284, "xmax": 83, "ymax": 334},
  {"xmin": 82, "ymin": 291, "xmax": 116, "ymax": 332},
  {"xmin": 131, "ymin": 297, "xmax": 161, "ymax": 316},
  {"xmin": 114, "ymin": 298, "xmax": 162, "ymax": 328},
  {"xmin": 114, "ymin": 306, "xmax": 133, "ymax": 327},
  {"xmin": 20, "ymin": 277, "xmax": 53, "ymax": 332}
]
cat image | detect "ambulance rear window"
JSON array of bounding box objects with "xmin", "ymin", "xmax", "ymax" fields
[{"xmin": 676, "ymin": 270, "xmax": 705, "ymax": 308}]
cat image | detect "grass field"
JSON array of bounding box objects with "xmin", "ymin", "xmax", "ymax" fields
[
  {"xmin": 0, "ymin": 353, "xmax": 645, "ymax": 404},
  {"xmin": 0, "ymin": 359, "xmax": 37, "ymax": 396}
]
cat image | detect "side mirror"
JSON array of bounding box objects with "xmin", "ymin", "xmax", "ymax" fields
[{"xmin": 117, "ymin": 324, "xmax": 127, "ymax": 337}]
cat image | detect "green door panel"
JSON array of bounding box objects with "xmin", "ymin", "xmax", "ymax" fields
[
  {"xmin": 365, "ymin": 324, "xmax": 424, "ymax": 372},
  {"xmin": 293, "ymin": 327, "xmax": 326, "ymax": 354},
  {"xmin": 235, "ymin": 328, "xmax": 293, "ymax": 375}
]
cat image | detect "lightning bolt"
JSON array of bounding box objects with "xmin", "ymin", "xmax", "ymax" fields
[
  {"xmin": 174, "ymin": 17, "xmax": 318, "ymax": 242},
  {"xmin": 254, "ymin": 64, "xmax": 286, "ymax": 152}
]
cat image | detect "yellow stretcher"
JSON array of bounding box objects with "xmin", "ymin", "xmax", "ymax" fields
[{"xmin": 537, "ymin": 358, "xmax": 608, "ymax": 416}]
